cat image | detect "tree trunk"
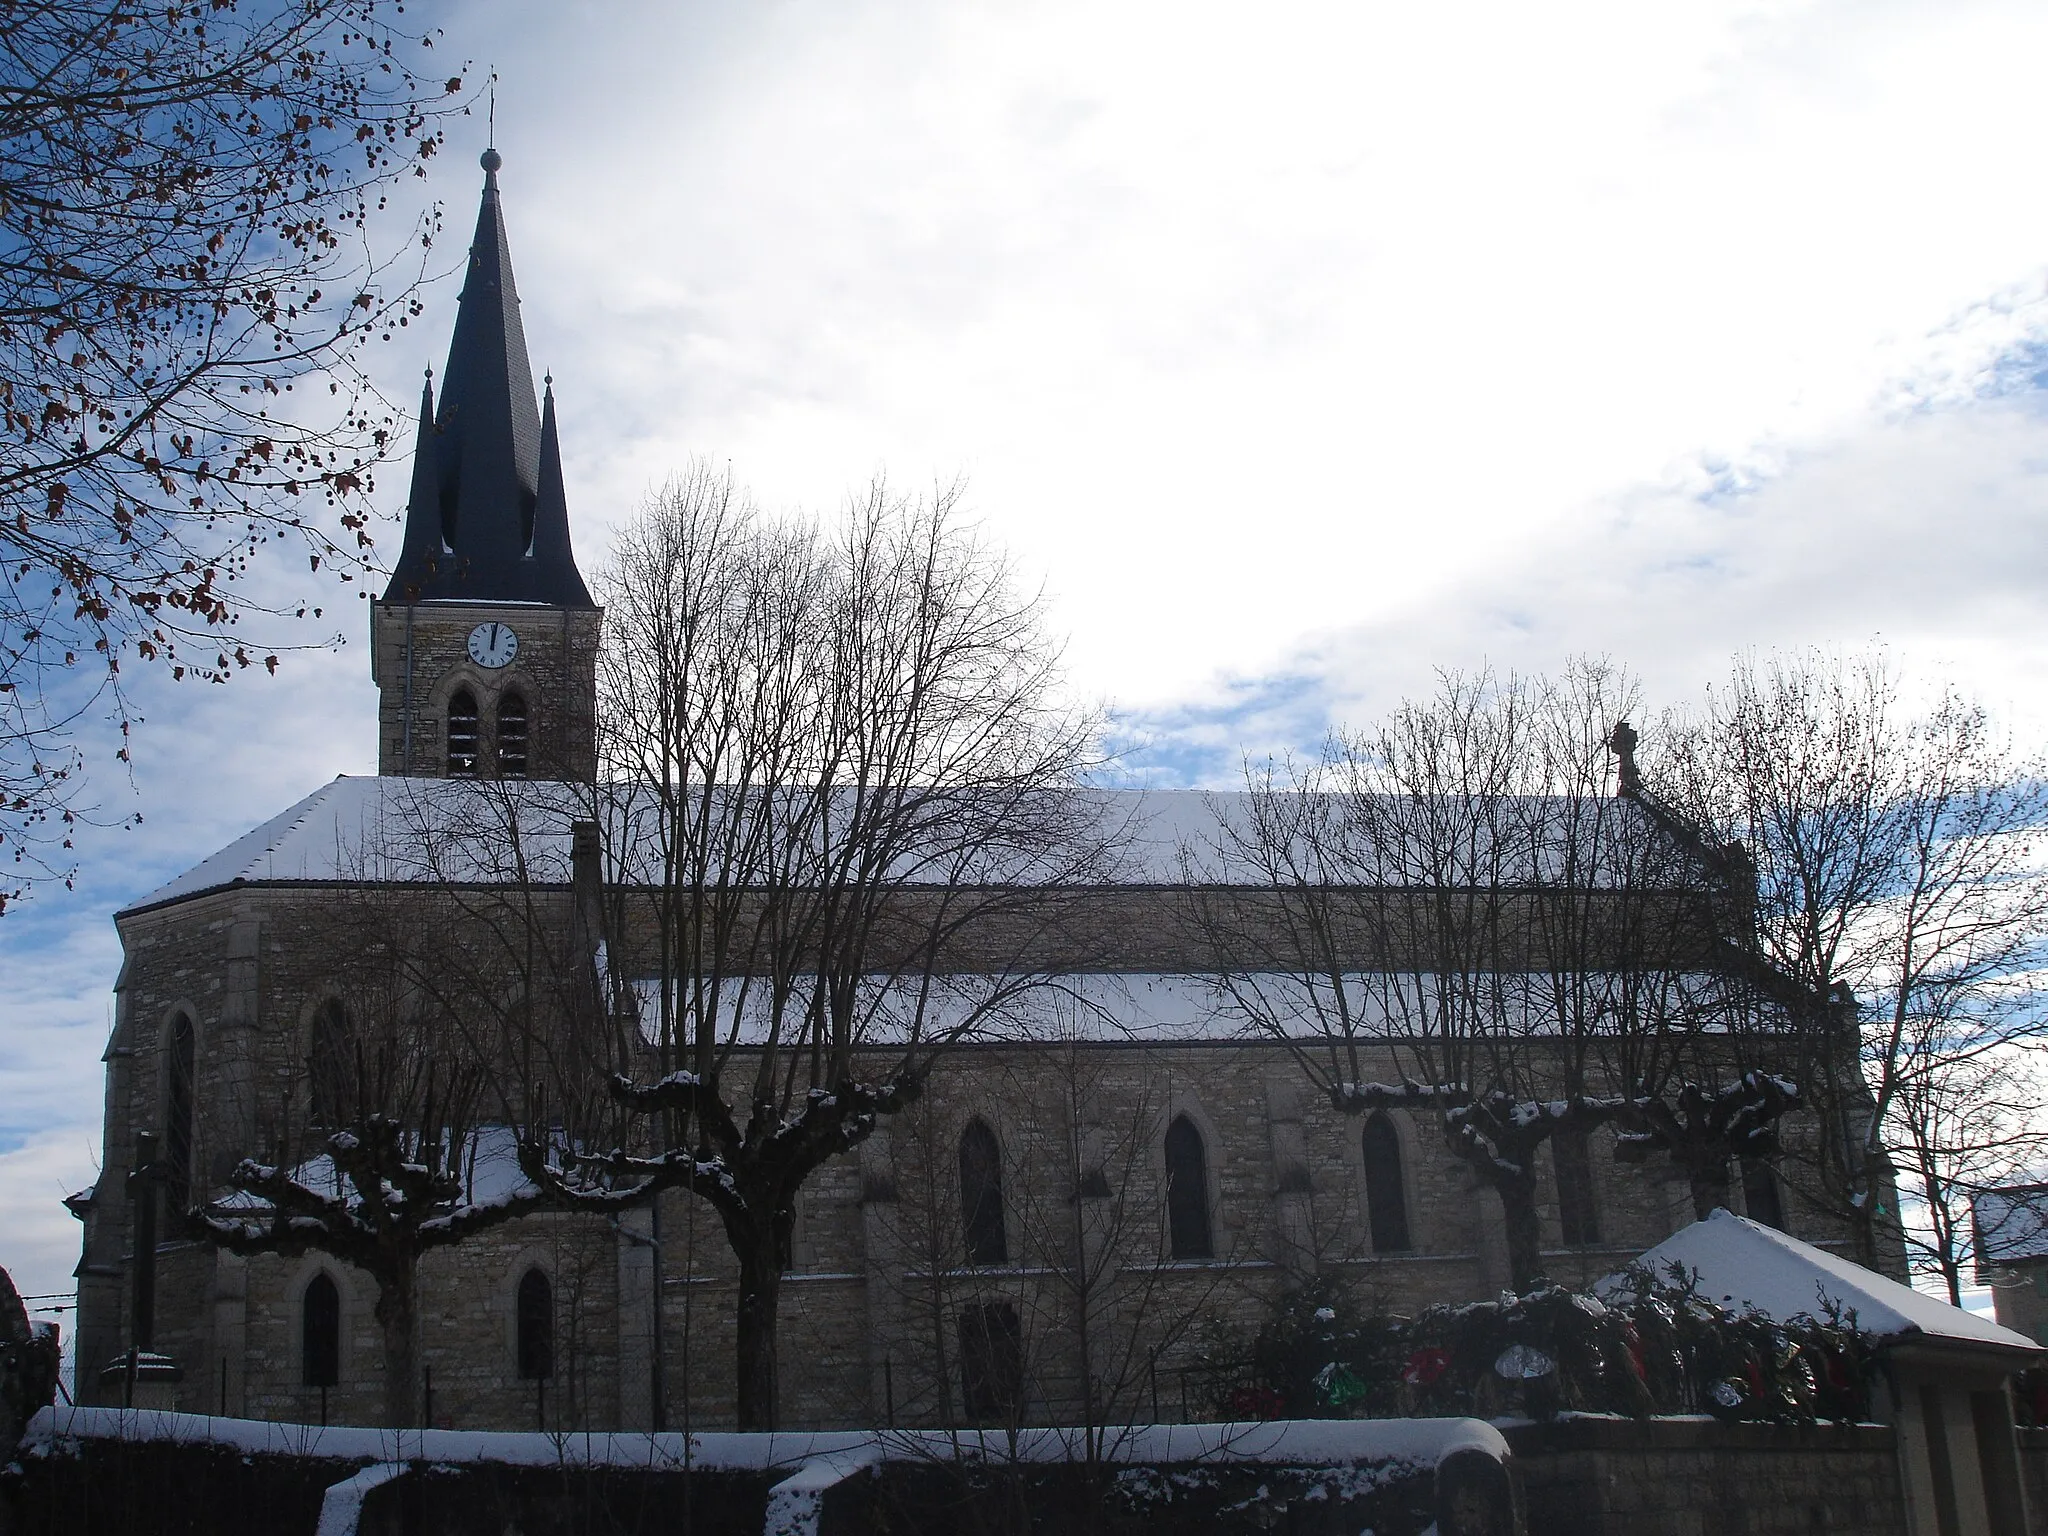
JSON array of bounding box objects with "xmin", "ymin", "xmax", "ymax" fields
[
  {"xmin": 733, "ymin": 1227, "xmax": 783, "ymax": 1431},
  {"xmin": 375, "ymin": 1261, "xmax": 419, "ymax": 1429},
  {"xmin": 1497, "ymin": 1178, "xmax": 1546, "ymax": 1293},
  {"xmin": 1687, "ymin": 1155, "xmax": 1732, "ymax": 1221}
]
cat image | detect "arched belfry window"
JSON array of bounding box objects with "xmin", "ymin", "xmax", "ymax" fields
[
  {"xmin": 496, "ymin": 691, "xmax": 529, "ymax": 778},
  {"xmin": 1362, "ymin": 1113, "xmax": 1412, "ymax": 1253},
  {"xmin": 516, "ymin": 1267, "xmax": 554, "ymax": 1381},
  {"xmin": 959, "ymin": 1118, "xmax": 1007, "ymax": 1266},
  {"xmin": 447, "ymin": 687, "xmax": 480, "ymax": 775},
  {"xmin": 1164, "ymin": 1114, "xmax": 1213, "ymax": 1260},
  {"xmin": 302, "ymin": 1274, "xmax": 340, "ymax": 1388},
  {"xmin": 164, "ymin": 1012, "xmax": 196, "ymax": 1208},
  {"xmin": 308, "ymin": 1000, "xmax": 349, "ymax": 1127}
]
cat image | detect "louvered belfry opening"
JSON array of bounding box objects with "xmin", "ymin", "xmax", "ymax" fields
[
  {"xmin": 496, "ymin": 691, "xmax": 529, "ymax": 778},
  {"xmin": 448, "ymin": 688, "xmax": 481, "ymax": 775}
]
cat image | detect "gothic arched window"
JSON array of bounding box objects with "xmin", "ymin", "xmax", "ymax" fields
[
  {"xmin": 959, "ymin": 1118, "xmax": 1007, "ymax": 1266},
  {"xmin": 447, "ymin": 687, "xmax": 480, "ymax": 775},
  {"xmin": 1742, "ymin": 1156, "xmax": 1785, "ymax": 1230},
  {"xmin": 516, "ymin": 1267, "xmax": 554, "ymax": 1381},
  {"xmin": 164, "ymin": 1012, "xmax": 196, "ymax": 1208},
  {"xmin": 1554, "ymin": 1125, "xmax": 1600, "ymax": 1245},
  {"xmin": 308, "ymin": 1000, "xmax": 349, "ymax": 1126},
  {"xmin": 302, "ymin": 1274, "xmax": 340, "ymax": 1388},
  {"xmin": 496, "ymin": 691, "xmax": 529, "ymax": 778},
  {"xmin": 1362, "ymin": 1113, "xmax": 1412, "ymax": 1253},
  {"xmin": 1165, "ymin": 1114, "xmax": 1213, "ymax": 1260}
]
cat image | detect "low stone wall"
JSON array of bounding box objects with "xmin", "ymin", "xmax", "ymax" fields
[
  {"xmin": 5, "ymin": 1409, "xmax": 1514, "ymax": 1536},
  {"xmin": 2019, "ymin": 1426, "xmax": 2048, "ymax": 1535},
  {"xmin": 1506, "ymin": 1417, "xmax": 1907, "ymax": 1536}
]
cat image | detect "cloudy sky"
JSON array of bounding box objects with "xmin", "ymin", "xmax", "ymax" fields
[{"xmin": 8, "ymin": 0, "xmax": 2048, "ymax": 1320}]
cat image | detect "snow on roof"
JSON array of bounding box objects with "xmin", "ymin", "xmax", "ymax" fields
[
  {"xmin": 624, "ymin": 969, "xmax": 1731, "ymax": 1047},
  {"xmin": 23, "ymin": 1404, "xmax": 1505, "ymax": 1474},
  {"xmin": 126, "ymin": 776, "xmax": 1677, "ymax": 915},
  {"xmin": 1598, "ymin": 1208, "xmax": 2039, "ymax": 1355},
  {"xmin": 1974, "ymin": 1185, "xmax": 2048, "ymax": 1267}
]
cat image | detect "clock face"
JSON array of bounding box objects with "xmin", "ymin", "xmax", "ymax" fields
[{"xmin": 466, "ymin": 622, "xmax": 519, "ymax": 669}]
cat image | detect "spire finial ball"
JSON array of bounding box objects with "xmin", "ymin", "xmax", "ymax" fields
[{"xmin": 480, "ymin": 146, "xmax": 503, "ymax": 175}]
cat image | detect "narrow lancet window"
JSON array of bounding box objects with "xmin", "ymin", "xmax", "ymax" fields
[
  {"xmin": 496, "ymin": 691, "xmax": 528, "ymax": 778},
  {"xmin": 1362, "ymin": 1113, "xmax": 1412, "ymax": 1253},
  {"xmin": 1165, "ymin": 1114, "xmax": 1213, "ymax": 1260},
  {"xmin": 302, "ymin": 1274, "xmax": 340, "ymax": 1388},
  {"xmin": 308, "ymin": 1000, "xmax": 348, "ymax": 1127},
  {"xmin": 1555, "ymin": 1125, "xmax": 1600, "ymax": 1245},
  {"xmin": 165, "ymin": 1012, "xmax": 196, "ymax": 1208},
  {"xmin": 447, "ymin": 687, "xmax": 480, "ymax": 775},
  {"xmin": 516, "ymin": 1267, "xmax": 554, "ymax": 1381},
  {"xmin": 959, "ymin": 1118, "xmax": 1007, "ymax": 1266}
]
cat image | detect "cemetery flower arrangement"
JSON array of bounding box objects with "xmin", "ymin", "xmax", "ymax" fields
[{"xmin": 1226, "ymin": 1262, "xmax": 1876, "ymax": 1425}]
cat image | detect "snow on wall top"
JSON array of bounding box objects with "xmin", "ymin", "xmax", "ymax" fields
[
  {"xmin": 1974, "ymin": 1185, "xmax": 2048, "ymax": 1266},
  {"xmin": 23, "ymin": 1404, "xmax": 1507, "ymax": 1473},
  {"xmin": 1599, "ymin": 1208, "xmax": 2039, "ymax": 1354},
  {"xmin": 126, "ymin": 775, "xmax": 1670, "ymax": 915}
]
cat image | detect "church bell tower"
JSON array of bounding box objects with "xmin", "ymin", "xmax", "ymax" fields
[{"xmin": 371, "ymin": 147, "xmax": 599, "ymax": 782}]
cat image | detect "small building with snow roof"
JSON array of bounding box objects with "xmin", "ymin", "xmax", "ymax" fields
[{"xmin": 1606, "ymin": 1209, "xmax": 2039, "ymax": 1536}]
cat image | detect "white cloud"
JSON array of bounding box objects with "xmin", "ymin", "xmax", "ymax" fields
[{"xmin": 427, "ymin": 0, "xmax": 2048, "ymax": 708}]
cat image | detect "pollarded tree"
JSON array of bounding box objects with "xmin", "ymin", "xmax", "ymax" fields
[
  {"xmin": 192, "ymin": 971, "xmax": 554, "ymax": 1429},
  {"xmin": 531, "ymin": 471, "xmax": 1121, "ymax": 1430},
  {"xmin": 1185, "ymin": 662, "xmax": 1794, "ymax": 1290},
  {"xmin": 0, "ymin": 1, "xmax": 470, "ymax": 907}
]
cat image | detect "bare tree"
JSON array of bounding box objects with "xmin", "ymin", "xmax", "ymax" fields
[
  {"xmin": 1658, "ymin": 649, "xmax": 2048, "ymax": 1274},
  {"xmin": 535, "ymin": 471, "xmax": 1117, "ymax": 1430},
  {"xmin": 0, "ymin": 1, "xmax": 470, "ymax": 904}
]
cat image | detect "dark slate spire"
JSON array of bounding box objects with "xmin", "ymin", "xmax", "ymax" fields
[
  {"xmin": 529, "ymin": 375, "xmax": 593, "ymax": 604},
  {"xmin": 381, "ymin": 148, "xmax": 593, "ymax": 606},
  {"xmin": 386, "ymin": 370, "xmax": 444, "ymax": 594}
]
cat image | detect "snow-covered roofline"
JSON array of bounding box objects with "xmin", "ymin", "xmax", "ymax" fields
[
  {"xmin": 1599, "ymin": 1208, "xmax": 2040, "ymax": 1356},
  {"xmin": 124, "ymin": 775, "xmax": 1687, "ymax": 916}
]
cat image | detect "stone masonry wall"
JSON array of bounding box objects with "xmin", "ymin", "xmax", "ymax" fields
[
  {"xmin": 1506, "ymin": 1418, "xmax": 1910, "ymax": 1536},
  {"xmin": 82, "ymin": 877, "xmax": 1880, "ymax": 1431}
]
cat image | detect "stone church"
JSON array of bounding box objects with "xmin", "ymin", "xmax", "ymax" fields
[{"xmin": 69, "ymin": 153, "xmax": 1878, "ymax": 1434}]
